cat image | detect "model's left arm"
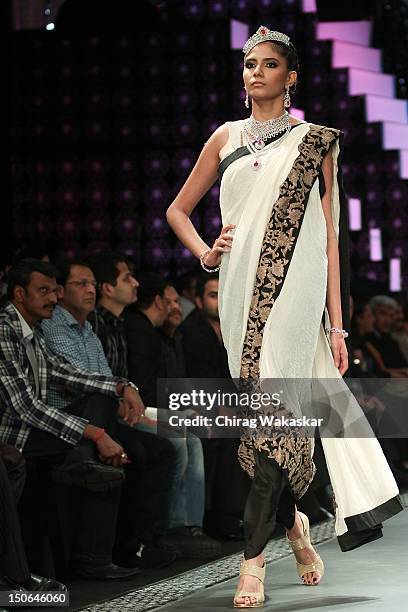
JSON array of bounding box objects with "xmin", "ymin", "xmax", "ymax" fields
[{"xmin": 321, "ymin": 148, "xmax": 349, "ymax": 375}]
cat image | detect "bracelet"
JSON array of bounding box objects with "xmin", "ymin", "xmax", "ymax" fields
[
  {"xmin": 326, "ymin": 327, "xmax": 349, "ymax": 339},
  {"xmin": 123, "ymin": 381, "xmax": 139, "ymax": 393},
  {"xmin": 92, "ymin": 428, "xmax": 105, "ymax": 443},
  {"xmin": 199, "ymin": 249, "xmax": 220, "ymax": 273},
  {"xmin": 117, "ymin": 381, "xmax": 139, "ymax": 398}
]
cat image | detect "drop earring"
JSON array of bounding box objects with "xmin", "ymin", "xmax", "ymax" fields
[
  {"xmin": 284, "ymin": 87, "xmax": 291, "ymax": 109},
  {"xmin": 244, "ymin": 89, "xmax": 249, "ymax": 109}
]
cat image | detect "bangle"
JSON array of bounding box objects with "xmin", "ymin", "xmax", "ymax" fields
[
  {"xmin": 117, "ymin": 381, "xmax": 139, "ymax": 398},
  {"xmin": 326, "ymin": 327, "xmax": 349, "ymax": 339},
  {"xmin": 123, "ymin": 381, "xmax": 139, "ymax": 394},
  {"xmin": 199, "ymin": 249, "xmax": 220, "ymax": 273},
  {"xmin": 92, "ymin": 428, "xmax": 105, "ymax": 443}
]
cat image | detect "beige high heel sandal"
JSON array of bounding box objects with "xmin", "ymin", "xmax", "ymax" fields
[
  {"xmin": 286, "ymin": 511, "xmax": 324, "ymax": 585},
  {"xmin": 233, "ymin": 559, "xmax": 265, "ymax": 608}
]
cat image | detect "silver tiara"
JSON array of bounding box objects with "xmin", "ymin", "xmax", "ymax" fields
[{"xmin": 242, "ymin": 26, "xmax": 290, "ymax": 55}]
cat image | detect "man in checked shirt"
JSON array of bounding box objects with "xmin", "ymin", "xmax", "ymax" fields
[{"xmin": 0, "ymin": 258, "xmax": 143, "ymax": 580}]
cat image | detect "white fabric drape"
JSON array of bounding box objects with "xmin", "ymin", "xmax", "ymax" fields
[{"xmin": 218, "ymin": 121, "xmax": 400, "ymax": 542}]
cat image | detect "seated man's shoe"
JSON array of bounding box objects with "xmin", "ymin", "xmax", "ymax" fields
[
  {"xmin": 153, "ymin": 535, "xmax": 180, "ymax": 558},
  {"xmin": 307, "ymin": 506, "xmax": 334, "ymax": 525},
  {"xmin": 20, "ymin": 574, "xmax": 67, "ymax": 592},
  {"xmin": 52, "ymin": 459, "xmax": 124, "ymax": 492},
  {"xmin": 1, "ymin": 573, "xmax": 67, "ymax": 592},
  {"xmin": 204, "ymin": 514, "xmax": 244, "ymax": 540},
  {"xmin": 73, "ymin": 562, "xmax": 140, "ymax": 580},
  {"xmin": 114, "ymin": 542, "xmax": 176, "ymax": 569},
  {"xmin": 220, "ymin": 520, "xmax": 245, "ymax": 541},
  {"xmin": 161, "ymin": 527, "xmax": 222, "ymax": 559}
]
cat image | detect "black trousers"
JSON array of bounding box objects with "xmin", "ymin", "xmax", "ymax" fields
[
  {"xmin": 22, "ymin": 393, "xmax": 121, "ymax": 566},
  {"xmin": 244, "ymin": 448, "xmax": 296, "ymax": 560},
  {"xmin": 114, "ymin": 423, "xmax": 176, "ymax": 550},
  {"xmin": 23, "ymin": 392, "xmax": 176, "ymax": 562},
  {"xmin": 0, "ymin": 445, "xmax": 30, "ymax": 583},
  {"xmin": 202, "ymin": 438, "xmax": 250, "ymax": 518}
]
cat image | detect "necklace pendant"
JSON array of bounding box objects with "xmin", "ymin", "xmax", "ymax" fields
[{"xmin": 253, "ymin": 138, "xmax": 265, "ymax": 150}]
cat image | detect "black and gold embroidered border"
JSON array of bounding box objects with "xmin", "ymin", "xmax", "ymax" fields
[
  {"xmin": 240, "ymin": 125, "xmax": 340, "ymax": 380},
  {"xmin": 236, "ymin": 125, "xmax": 340, "ymax": 495}
]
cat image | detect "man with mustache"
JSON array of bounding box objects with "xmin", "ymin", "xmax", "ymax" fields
[{"xmin": 0, "ymin": 258, "xmax": 142, "ymax": 580}]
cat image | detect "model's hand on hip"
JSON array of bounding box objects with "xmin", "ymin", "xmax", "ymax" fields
[
  {"xmin": 203, "ymin": 223, "xmax": 236, "ymax": 267},
  {"xmin": 330, "ymin": 335, "xmax": 348, "ymax": 375}
]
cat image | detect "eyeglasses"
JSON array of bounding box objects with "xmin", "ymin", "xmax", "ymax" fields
[{"xmin": 65, "ymin": 280, "xmax": 98, "ymax": 289}]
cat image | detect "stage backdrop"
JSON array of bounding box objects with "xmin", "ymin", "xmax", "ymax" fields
[{"xmin": 10, "ymin": 0, "xmax": 407, "ymax": 289}]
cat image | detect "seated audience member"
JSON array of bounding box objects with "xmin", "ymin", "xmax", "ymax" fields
[
  {"xmin": 367, "ymin": 295, "xmax": 408, "ymax": 376},
  {"xmin": 160, "ymin": 284, "xmax": 191, "ymax": 379},
  {"xmin": 109, "ymin": 267, "xmax": 219, "ymax": 557},
  {"xmin": 158, "ymin": 283, "xmax": 221, "ymax": 557},
  {"xmin": 41, "ymin": 258, "xmax": 176, "ymax": 570},
  {"xmin": 87, "ymin": 253, "xmax": 138, "ymax": 378},
  {"xmin": 179, "ymin": 273, "xmax": 229, "ymax": 378},
  {"xmin": 174, "ymin": 272, "xmax": 197, "ymax": 321},
  {"xmin": 391, "ymin": 303, "xmax": 408, "ymax": 363},
  {"xmin": 352, "ymin": 297, "xmax": 408, "ymax": 482},
  {"xmin": 179, "ymin": 273, "xmax": 250, "ymax": 539},
  {"xmin": 350, "ymin": 300, "xmax": 388, "ymax": 377},
  {"xmin": 0, "ymin": 444, "xmax": 66, "ymax": 592},
  {"xmin": 0, "ymin": 259, "xmax": 141, "ymax": 580},
  {"xmin": 124, "ymin": 271, "xmax": 170, "ymax": 406}
]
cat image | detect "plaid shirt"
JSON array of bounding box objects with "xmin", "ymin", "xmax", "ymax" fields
[
  {"xmin": 42, "ymin": 305, "xmax": 112, "ymax": 410},
  {"xmin": 0, "ymin": 302, "xmax": 126, "ymax": 451},
  {"xmin": 88, "ymin": 307, "xmax": 128, "ymax": 379}
]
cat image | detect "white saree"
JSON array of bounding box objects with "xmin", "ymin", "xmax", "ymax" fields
[{"xmin": 217, "ymin": 120, "xmax": 402, "ymax": 551}]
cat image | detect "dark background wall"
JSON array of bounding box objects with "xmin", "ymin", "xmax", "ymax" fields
[{"xmin": 8, "ymin": 0, "xmax": 408, "ymax": 292}]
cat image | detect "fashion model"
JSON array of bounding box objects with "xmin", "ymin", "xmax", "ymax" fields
[{"xmin": 167, "ymin": 26, "xmax": 403, "ymax": 608}]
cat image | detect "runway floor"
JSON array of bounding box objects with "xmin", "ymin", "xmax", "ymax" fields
[
  {"xmin": 80, "ymin": 491, "xmax": 407, "ymax": 612},
  {"xmin": 157, "ymin": 509, "xmax": 407, "ymax": 612}
]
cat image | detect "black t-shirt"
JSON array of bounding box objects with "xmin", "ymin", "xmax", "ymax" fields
[{"xmin": 178, "ymin": 308, "xmax": 230, "ymax": 379}]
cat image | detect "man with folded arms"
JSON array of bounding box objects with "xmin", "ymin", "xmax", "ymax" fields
[{"xmin": 0, "ymin": 258, "xmax": 142, "ymax": 580}]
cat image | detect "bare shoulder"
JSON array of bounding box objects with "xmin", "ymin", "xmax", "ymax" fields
[
  {"xmin": 288, "ymin": 114, "xmax": 305, "ymax": 127},
  {"xmin": 204, "ymin": 123, "xmax": 230, "ymax": 152}
]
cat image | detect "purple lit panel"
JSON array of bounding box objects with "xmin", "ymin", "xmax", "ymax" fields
[
  {"xmin": 400, "ymin": 151, "xmax": 408, "ymax": 179},
  {"xmin": 332, "ymin": 41, "xmax": 381, "ymax": 72},
  {"xmin": 290, "ymin": 107, "xmax": 305, "ymax": 120},
  {"xmin": 369, "ymin": 228, "xmax": 382, "ymax": 262},
  {"xmin": 382, "ymin": 122, "xmax": 408, "ymax": 150},
  {"xmin": 348, "ymin": 69, "xmax": 394, "ymax": 98},
  {"xmin": 365, "ymin": 96, "xmax": 407, "ymax": 123},
  {"xmin": 230, "ymin": 19, "xmax": 249, "ymax": 50},
  {"xmin": 317, "ymin": 21, "xmax": 371, "ymax": 46},
  {"xmin": 348, "ymin": 198, "xmax": 362, "ymax": 231},
  {"xmin": 390, "ymin": 258, "xmax": 401, "ymax": 292},
  {"xmin": 302, "ymin": 0, "xmax": 317, "ymax": 13}
]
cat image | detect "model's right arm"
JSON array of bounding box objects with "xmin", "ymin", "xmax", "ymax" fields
[{"xmin": 166, "ymin": 124, "xmax": 231, "ymax": 261}]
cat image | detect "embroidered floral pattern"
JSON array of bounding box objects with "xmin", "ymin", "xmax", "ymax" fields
[{"xmin": 238, "ymin": 125, "xmax": 340, "ymax": 497}]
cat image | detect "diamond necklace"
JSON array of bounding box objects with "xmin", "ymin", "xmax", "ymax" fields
[
  {"xmin": 244, "ymin": 111, "xmax": 290, "ymax": 148},
  {"xmin": 243, "ymin": 111, "xmax": 292, "ymax": 170}
]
